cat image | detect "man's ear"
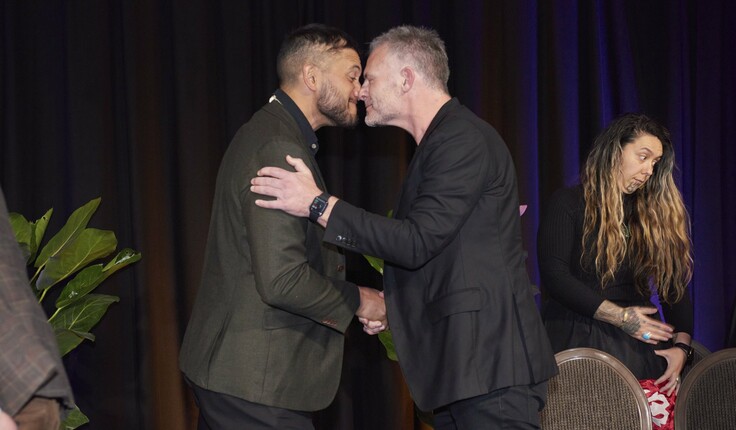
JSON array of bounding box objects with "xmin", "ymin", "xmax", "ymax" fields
[
  {"xmin": 303, "ymin": 64, "xmax": 320, "ymax": 92},
  {"xmin": 400, "ymin": 67, "xmax": 415, "ymax": 92}
]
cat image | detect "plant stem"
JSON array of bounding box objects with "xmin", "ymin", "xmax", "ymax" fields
[
  {"xmin": 30, "ymin": 265, "xmax": 43, "ymax": 284},
  {"xmin": 38, "ymin": 287, "xmax": 48, "ymax": 304}
]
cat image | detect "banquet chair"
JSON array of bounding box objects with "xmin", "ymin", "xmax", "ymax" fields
[
  {"xmin": 673, "ymin": 348, "xmax": 736, "ymax": 430},
  {"xmin": 540, "ymin": 347, "xmax": 652, "ymax": 430}
]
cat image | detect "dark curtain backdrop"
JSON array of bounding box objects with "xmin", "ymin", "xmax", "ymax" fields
[{"xmin": 2, "ymin": 1, "xmax": 734, "ymax": 429}]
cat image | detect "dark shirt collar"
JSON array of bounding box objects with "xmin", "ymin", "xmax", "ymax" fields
[
  {"xmin": 418, "ymin": 97, "xmax": 460, "ymax": 146},
  {"xmin": 272, "ymin": 89, "xmax": 319, "ymax": 155}
]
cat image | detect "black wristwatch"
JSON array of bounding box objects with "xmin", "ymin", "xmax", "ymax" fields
[
  {"xmin": 308, "ymin": 192, "xmax": 330, "ymax": 223},
  {"xmin": 674, "ymin": 342, "xmax": 694, "ymax": 364}
]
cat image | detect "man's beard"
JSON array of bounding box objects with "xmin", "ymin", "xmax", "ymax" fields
[
  {"xmin": 318, "ymin": 80, "xmax": 358, "ymax": 128},
  {"xmin": 365, "ymin": 106, "xmax": 398, "ymax": 127},
  {"xmin": 364, "ymin": 91, "xmax": 400, "ymax": 127}
]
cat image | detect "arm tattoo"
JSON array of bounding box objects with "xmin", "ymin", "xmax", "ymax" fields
[
  {"xmin": 620, "ymin": 314, "xmax": 641, "ymax": 335},
  {"xmin": 594, "ymin": 300, "xmax": 640, "ymax": 335}
]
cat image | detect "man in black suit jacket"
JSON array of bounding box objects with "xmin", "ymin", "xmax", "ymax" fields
[
  {"xmin": 179, "ymin": 25, "xmax": 386, "ymax": 430},
  {"xmin": 252, "ymin": 25, "xmax": 557, "ymax": 429}
]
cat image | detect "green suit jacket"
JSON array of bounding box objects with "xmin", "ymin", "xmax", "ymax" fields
[{"xmin": 179, "ymin": 100, "xmax": 359, "ymax": 411}]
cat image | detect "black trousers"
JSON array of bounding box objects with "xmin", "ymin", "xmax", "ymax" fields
[
  {"xmin": 433, "ymin": 381, "xmax": 549, "ymax": 430},
  {"xmin": 190, "ymin": 382, "xmax": 314, "ymax": 430}
]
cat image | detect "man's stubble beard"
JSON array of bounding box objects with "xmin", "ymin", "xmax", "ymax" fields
[{"xmin": 318, "ymin": 80, "xmax": 358, "ymax": 128}]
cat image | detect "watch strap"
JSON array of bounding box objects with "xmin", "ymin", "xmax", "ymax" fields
[{"xmin": 674, "ymin": 342, "xmax": 694, "ymax": 363}]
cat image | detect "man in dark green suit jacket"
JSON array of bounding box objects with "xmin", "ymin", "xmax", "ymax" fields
[
  {"xmin": 252, "ymin": 26, "xmax": 557, "ymax": 429},
  {"xmin": 179, "ymin": 24, "xmax": 386, "ymax": 430}
]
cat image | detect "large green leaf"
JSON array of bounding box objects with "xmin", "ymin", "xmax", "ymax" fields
[
  {"xmin": 36, "ymin": 228, "xmax": 117, "ymax": 292},
  {"xmin": 35, "ymin": 198, "xmax": 100, "ymax": 269},
  {"xmin": 56, "ymin": 248, "xmax": 141, "ymax": 309},
  {"xmin": 49, "ymin": 293, "xmax": 119, "ymax": 334},
  {"xmin": 61, "ymin": 405, "xmax": 89, "ymax": 429},
  {"xmin": 378, "ymin": 330, "xmax": 398, "ymax": 361},
  {"xmin": 9, "ymin": 212, "xmax": 33, "ymax": 262},
  {"xmin": 55, "ymin": 264, "xmax": 105, "ymax": 309},
  {"xmin": 10, "ymin": 208, "xmax": 54, "ymax": 265},
  {"xmin": 31, "ymin": 208, "xmax": 53, "ymax": 263},
  {"xmin": 54, "ymin": 327, "xmax": 96, "ymax": 357},
  {"xmin": 102, "ymin": 247, "xmax": 142, "ymax": 272},
  {"xmin": 364, "ymin": 255, "xmax": 384, "ymax": 276}
]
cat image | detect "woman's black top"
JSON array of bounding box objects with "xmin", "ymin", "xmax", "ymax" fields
[{"xmin": 537, "ymin": 185, "xmax": 693, "ymax": 379}]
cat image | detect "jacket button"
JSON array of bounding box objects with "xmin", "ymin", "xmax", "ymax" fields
[{"xmin": 336, "ymin": 264, "xmax": 345, "ymax": 272}]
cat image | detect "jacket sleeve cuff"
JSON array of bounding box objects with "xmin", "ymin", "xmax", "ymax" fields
[{"xmin": 327, "ymin": 279, "xmax": 360, "ymax": 333}]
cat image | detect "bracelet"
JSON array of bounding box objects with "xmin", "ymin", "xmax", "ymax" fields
[
  {"xmin": 621, "ymin": 308, "xmax": 629, "ymax": 324},
  {"xmin": 673, "ymin": 342, "xmax": 693, "ymax": 359}
]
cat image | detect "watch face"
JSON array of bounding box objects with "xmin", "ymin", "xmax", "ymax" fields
[
  {"xmin": 310, "ymin": 198, "xmax": 327, "ymax": 212},
  {"xmin": 309, "ymin": 194, "xmax": 329, "ymax": 221}
]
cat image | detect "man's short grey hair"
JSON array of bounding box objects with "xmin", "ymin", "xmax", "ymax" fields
[{"xmin": 369, "ymin": 25, "xmax": 450, "ymax": 93}]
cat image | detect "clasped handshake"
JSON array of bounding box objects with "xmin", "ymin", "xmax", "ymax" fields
[{"xmin": 357, "ymin": 287, "xmax": 388, "ymax": 335}]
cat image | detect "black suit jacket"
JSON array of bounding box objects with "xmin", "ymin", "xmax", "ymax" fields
[
  {"xmin": 324, "ymin": 99, "xmax": 557, "ymax": 410},
  {"xmin": 179, "ymin": 99, "xmax": 360, "ymax": 411}
]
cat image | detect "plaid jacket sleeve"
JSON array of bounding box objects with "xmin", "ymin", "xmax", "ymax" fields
[{"xmin": 0, "ymin": 187, "xmax": 74, "ymax": 416}]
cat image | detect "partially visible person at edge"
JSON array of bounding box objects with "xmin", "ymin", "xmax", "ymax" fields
[
  {"xmin": 251, "ymin": 25, "xmax": 557, "ymax": 430},
  {"xmin": 537, "ymin": 113, "xmax": 694, "ymax": 425},
  {"xmin": 178, "ymin": 24, "xmax": 386, "ymax": 430},
  {"xmin": 0, "ymin": 185, "xmax": 75, "ymax": 430}
]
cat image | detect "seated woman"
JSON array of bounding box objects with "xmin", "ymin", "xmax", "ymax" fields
[{"xmin": 537, "ymin": 113, "xmax": 694, "ymax": 407}]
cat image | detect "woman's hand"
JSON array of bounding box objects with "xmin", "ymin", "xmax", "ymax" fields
[
  {"xmin": 594, "ymin": 300, "xmax": 673, "ymax": 344},
  {"xmin": 654, "ymin": 346, "xmax": 688, "ymax": 396},
  {"xmin": 619, "ymin": 306, "xmax": 674, "ymax": 344}
]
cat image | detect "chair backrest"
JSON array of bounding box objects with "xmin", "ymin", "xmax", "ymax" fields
[
  {"xmin": 680, "ymin": 339, "xmax": 711, "ymax": 382},
  {"xmin": 674, "ymin": 348, "xmax": 736, "ymax": 430},
  {"xmin": 540, "ymin": 347, "xmax": 652, "ymax": 430}
]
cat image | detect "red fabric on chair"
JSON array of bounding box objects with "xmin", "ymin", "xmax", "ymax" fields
[{"xmin": 640, "ymin": 379, "xmax": 676, "ymax": 430}]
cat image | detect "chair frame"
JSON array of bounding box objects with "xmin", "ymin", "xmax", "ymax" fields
[
  {"xmin": 690, "ymin": 339, "xmax": 711, "ymax": 360},
  {"xmin": 550, "ymin": 347, "xmax": 653, "ymax": 430},
  {"xmin": 673, "ymin": 347, "xmax": 736, "ymax": 430}
]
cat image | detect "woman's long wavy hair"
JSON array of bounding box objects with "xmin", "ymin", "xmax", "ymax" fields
[{"xmin": 581, "ymin": 113, "xmax": 692, "ymax": 303}]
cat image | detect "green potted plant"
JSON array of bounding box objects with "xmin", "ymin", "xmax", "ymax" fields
[{"xmin": 10, "ymin": 197, "xmax": 141, "ymax": 429}]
